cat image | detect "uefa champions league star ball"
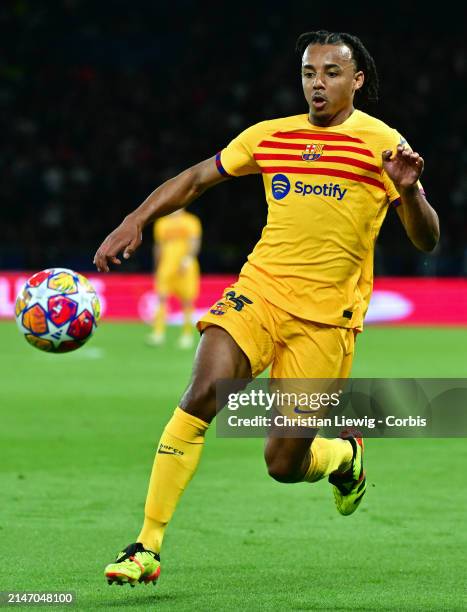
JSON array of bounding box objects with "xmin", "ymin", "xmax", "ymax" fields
[{"xmin": 15, "ymin": 268, "xmax": 101, "ymax": 353}]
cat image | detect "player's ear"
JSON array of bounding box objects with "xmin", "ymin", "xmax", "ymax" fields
[{"xmin": 353, "ymin": 70, "xmax": 364, "ymax": 92}]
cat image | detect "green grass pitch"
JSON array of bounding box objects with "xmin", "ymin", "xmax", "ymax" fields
[{"xmin": 1, "ymin": 321, "xmax": 466, "ymax": 611}]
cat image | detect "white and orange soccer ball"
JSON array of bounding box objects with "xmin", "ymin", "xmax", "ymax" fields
[{"xmin": 15, "ymin": 268, "xmax": 100, "ymax": 353}]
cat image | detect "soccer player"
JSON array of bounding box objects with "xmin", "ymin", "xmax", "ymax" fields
[
  {"xmin": 94, "ymin": 30, "xmax": 439, "ymax": 586},
  {"xmin": 147, "ymin": 209, "xmax": 202, "ymax": 349}
]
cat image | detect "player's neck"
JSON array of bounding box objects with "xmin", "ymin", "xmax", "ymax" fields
[{"xmin": 308, "ymin": 105, "xmax": 355, "ymax": 128}]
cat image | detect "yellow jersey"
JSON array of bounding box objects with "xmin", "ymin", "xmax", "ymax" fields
[
  {"xmin": 154, "ymin": 211, "xmax": 202, "ymax": 270},
  {"xmin": 216, "ymin": 110, "xmax": 419, "ymax": 329}
]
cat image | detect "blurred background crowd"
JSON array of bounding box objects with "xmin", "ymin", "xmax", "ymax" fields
[{"xmin": 1, "ymin": 0, "xmax": 466, "ymax": 275}]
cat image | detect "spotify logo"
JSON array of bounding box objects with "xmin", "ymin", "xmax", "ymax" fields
[{"xmin": 271, "ymin": 174, "xmax": 291, "ymax": 200}]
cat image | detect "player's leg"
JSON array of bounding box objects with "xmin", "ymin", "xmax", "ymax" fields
[
  {"xmin": 138, "ymin": 326, "xmax": 250, "ymax": 549},
  {"xmin": 263, "ymin": 318, "xmax": 364, "ymax": 512},
  {"xmin": 105, "ymin": 326, "xmax": 251, "ymax": 585},
  {"xmin": 265, "ymin": 433, "xmax": 352, "ymax": 482},
  {"xmin": 136, "ymin": 283, "xmax": 272, "ymax": 558},
  {"xmin": 105, "ymin": 282, "xmax": 273, "ymax": 586},
  {"xmin": 265, "ymin": 435, "xmax": 317, "ymax": 483}
]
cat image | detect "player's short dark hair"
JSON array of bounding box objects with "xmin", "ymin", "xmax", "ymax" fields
[{"xmin": 295, "ymin": 30, "xmax": 379, "ymax": 102}]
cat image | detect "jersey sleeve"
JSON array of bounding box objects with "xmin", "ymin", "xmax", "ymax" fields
[
  {"xmin": 382, "ymin": 131, "xmax": 424, "ymax": 207},
  {"xmin": 216, "ymin": 122, "xmax": 267, "ymax": 177}
]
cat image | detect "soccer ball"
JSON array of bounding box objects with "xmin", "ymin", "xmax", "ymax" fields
[{"xmin": 15, "ymin": 268, "xmax": 101, "ymax": 353}]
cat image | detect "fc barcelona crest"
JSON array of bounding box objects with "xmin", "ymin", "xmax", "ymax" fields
[
  {"xmin": 302, "ymin": 143, "xmax": 324, "ymax": 162},
  {"xmin": 210, "ymin": 301, "xmax": 229, "ymax": 316}
]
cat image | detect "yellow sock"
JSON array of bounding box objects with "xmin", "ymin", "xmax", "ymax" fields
[
  {"xmin": 154, "ymin": 301, "xmax": 167, "ymax": 335},
  {"xmin": 303, "ymin": 437, "xmax": 353, "ymax": 483},
  {"xmin": 182, "ymin": 305, "xmax": 193, "ymax": 336},
  {"xmin": 137, "ymin": 407, "xmax": 208, "ymax": 553}
]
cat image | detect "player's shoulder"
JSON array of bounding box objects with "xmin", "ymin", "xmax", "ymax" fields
[
  {"xmin": 235, "ymin": 114, "xmax": 308, "ymax": 143},
  {"xmin": 351, "ymin": 110, "xmax": 403, "ymax": 147},
  {"xmin": 254, "ymin": 113, "xmax": 308, "ymax": 130}
]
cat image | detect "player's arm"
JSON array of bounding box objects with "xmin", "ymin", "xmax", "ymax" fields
[
  {"xmin": 382, "ymin": 145, "xmax": 440, "ymax": 252},
  {"xmin": 94, "ymin": 157, "xmax": 228, "ymax": 272}
]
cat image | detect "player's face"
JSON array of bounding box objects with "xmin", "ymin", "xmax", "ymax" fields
[{"xmin": 301, "ymin": 44, "xmax": 364, "ymax": 126}]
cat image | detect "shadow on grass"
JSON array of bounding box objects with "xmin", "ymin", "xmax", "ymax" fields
[{"xmin": 91, "ymin": 592, "xmax": 179, "ymax": 608}]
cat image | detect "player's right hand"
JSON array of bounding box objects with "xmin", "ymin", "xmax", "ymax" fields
[{"xmin": 93, "ymin": 216, "xmax": 143, "ymax": 272}]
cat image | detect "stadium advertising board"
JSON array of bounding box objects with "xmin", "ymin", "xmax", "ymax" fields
[{"xmin": 0, "ymin": 272, "xmax": 466, "ymax": 325}]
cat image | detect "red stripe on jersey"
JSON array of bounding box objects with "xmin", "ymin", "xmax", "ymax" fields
[
  {"xmin": 255, "ymin": 153, "xmax": 312, "ymax": 161},
  {"xmin": 272, "ymin": 131, "xmax": 364, "ymax": 143},
  {"xmin": 261, "ymin": 166, "xmax": 386, "ymax": 191},
  {"xmin": 254, "ymin": 153, "xmax": 380, "ymax": 174},
  {"xmin": 258, "ymin": 140, "xmax": 374, "ymax": 158},
  {"xmin": 321, "ymin": 144, "xmax": 374, "ymax": 158},
  {"xmin": 259, "ymin": 140, "xmax": 311, "ymax": 151}
]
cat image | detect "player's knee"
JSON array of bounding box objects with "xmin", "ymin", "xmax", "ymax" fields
[{"xmin": 266, "ymin": 457, "xmax": 302, "ymax": 483}]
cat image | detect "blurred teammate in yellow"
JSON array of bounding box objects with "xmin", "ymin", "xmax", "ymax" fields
[{"xmin": 147, "ymin": 209, "xmax": 202, "ymax": 349}]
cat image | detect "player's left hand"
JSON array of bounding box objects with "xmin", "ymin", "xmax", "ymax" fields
[{"xmin": 382, "ymin": 145, "xmax": 424, "ymax": 190}]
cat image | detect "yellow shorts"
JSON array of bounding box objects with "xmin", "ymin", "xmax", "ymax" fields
[
  {"xmin": 197, "ymin": 280, "xmax": 355, "ymax": 379},
  {"xmin": 156, "ymin": 262, "xmax": 200, "ymax": 302}
]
